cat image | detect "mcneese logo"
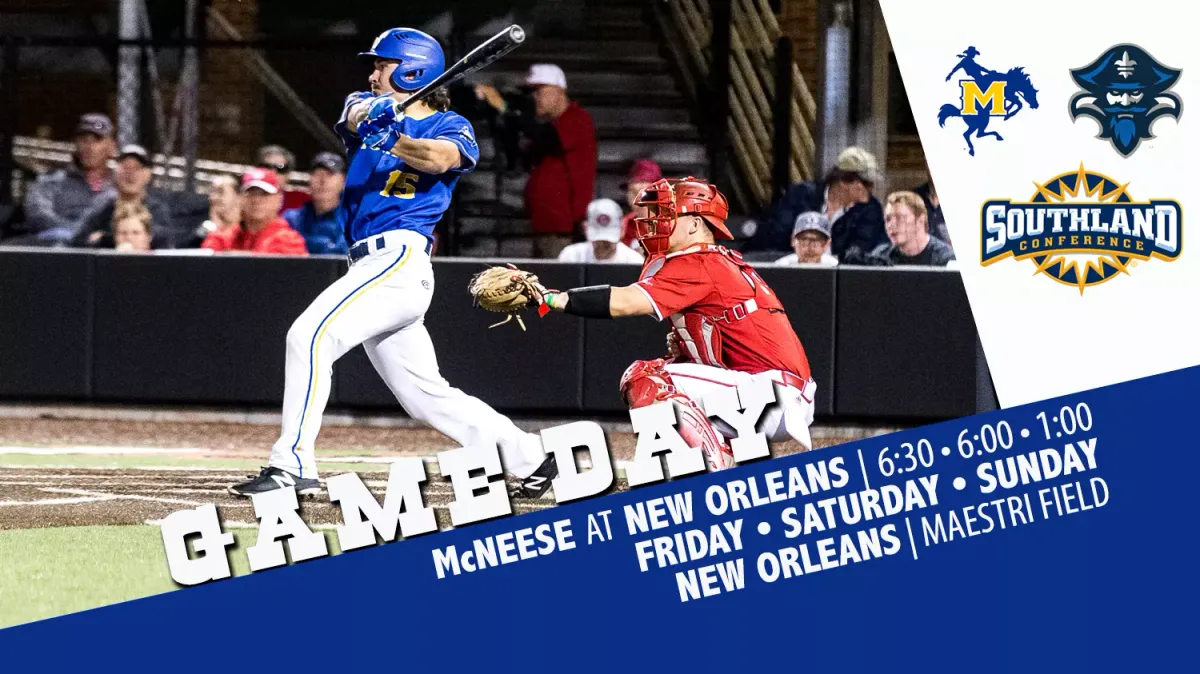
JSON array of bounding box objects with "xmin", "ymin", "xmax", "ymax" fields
[
  {"xmin": 981, "ymin": 165, "xmax": 1182, "ymax": 293},
  {"xmin": 938, "ymin": 46, "xmax": 1039, "ymax": 156}
]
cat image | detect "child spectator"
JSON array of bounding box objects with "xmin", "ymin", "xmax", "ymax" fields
[
  {"xmin": 111, "ymin": 201, "xmax": 156, "ymax": 252},
  {"xmin": 774, "ymin": 212, "xmax": 838, "ymax": 266}
]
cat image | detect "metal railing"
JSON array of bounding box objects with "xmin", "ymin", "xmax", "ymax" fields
[
  {"xmin": 10, "ymin": 136, "xmax": 312, "ymax": 196},
  {"xmin": 654, "ymin": 0, "xmax": 818, "ymax": 211}
]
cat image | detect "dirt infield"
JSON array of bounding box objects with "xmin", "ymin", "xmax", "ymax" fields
[
  {"xmin": 0, "ymin": 417, "xmax": 473, "ymax": 456},
  {"xmin": 0, "ymin": 414, "xmax": 850, "ymax": 532},
  {"xmin": 0, "ymin": 465, "xmax": 563, "ymax": 532},
  {"xmin": 0, "ymin": 415, "xmax": 831, "ymax": 458}
]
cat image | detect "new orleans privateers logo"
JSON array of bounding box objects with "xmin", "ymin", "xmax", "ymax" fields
[
  {"xmin": 1069, "ymin": 44, "xmax": 1183, "ymax": 157},
  {"xmin": 938, "ymin": 46, "xmax": 1040, "ymax": 156},
  {"xmin": 981, "ymin": 166, "xmax": 1182, "ymax": 293}
]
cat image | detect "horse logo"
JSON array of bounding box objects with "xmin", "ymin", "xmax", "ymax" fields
[
  {"xmin": 937, "ymin": 46, "xmax": 1040, "ymax": 156},
  {"xmin": 1069, "ymin": 44, "xmax": 1182, "ymax": 157}
]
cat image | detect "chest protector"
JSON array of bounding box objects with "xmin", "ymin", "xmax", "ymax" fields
[{"xmin": 643, "ymin": 245, "xmax": 785, "ymax": 369}]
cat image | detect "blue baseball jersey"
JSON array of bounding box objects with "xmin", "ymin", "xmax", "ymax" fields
[{"xmin": 334, "ymin": 91, "xmax": 480, "ymax": 247}]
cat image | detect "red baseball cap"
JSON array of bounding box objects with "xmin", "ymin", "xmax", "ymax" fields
[
  {"xmin": 623, "ymin": 159, "xmax": 662, "ymax": 187},
  {"xmin": 240, "ymin": 167, "xmax": 281, "ymax": 194}
]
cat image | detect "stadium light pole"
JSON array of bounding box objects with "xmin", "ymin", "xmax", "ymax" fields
[
  {"xmin": 117, "ymin": 0, "xmax": 142, "ymax": 147},
  {"xmin": 182, "ymin": 0, "xmax": 201, "ymax": 193},
  {"xmin": 819, "ymin": 0, "xmax": 853, "ymax": 174}
]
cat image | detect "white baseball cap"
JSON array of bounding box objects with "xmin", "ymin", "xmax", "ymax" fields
[
  {"xmin": 585, "ymin": 198, "xmax": 624, "ymax": 242},
  {"xmin": 525, "ymin": 63, "xmax": 567, "ymax": 89}
]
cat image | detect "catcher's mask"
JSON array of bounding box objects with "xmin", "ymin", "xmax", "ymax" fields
[{"xmin": 632, "ymin": 177, "xmax": 732, "ymax": 256}]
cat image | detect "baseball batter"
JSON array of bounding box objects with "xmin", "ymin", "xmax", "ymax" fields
[
  {"xmin": 538, "ymin": 177, "xmax": 817, "ymax": 470},
  {"xmin": 230, "ymin": 28, "xmax": 555, "ymax": 498}
]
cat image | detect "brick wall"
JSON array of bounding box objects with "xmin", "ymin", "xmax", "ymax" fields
[
  {"xmin": 777, "ymin": 0, "xmax": 819, "ymax": 95},
  {"xmin": 7, "ymin": 0, "xmax": 265, "ymax": 165},
  {"xmin": 775, "ymin": 0, "xmax": 931, "ymax": 189},
  {"xmin": 887, "ymin": 138, "xmax": 928, "ymax": 187},
  {"xmin": 198, "ymin": 0, "xmax": 263, "ymax": 163}
]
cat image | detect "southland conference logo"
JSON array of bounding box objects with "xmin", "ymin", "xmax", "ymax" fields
[
  {"xmin": 938, "ymin": 46, "xmax": 1040, "ymax": 156},
  {"xmin": 1069, "ymin": 44, "xmax": 1183, "ymax": 157},
  {"xmin": 981, "ymin": 165, "xmax": 1182, "ymax": 293}
]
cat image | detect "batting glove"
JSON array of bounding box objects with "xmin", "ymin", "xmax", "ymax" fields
[
  {"xmin": 356, "ymin": 95, "xmax": 405, "ymax": 139},
  {"xmin": 363, "ymin": 126, "xmax": 403, "ymax": 153}
]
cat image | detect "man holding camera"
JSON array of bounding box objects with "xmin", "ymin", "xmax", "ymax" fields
[{"xmin": 475, "ymin": 64, "xmax": 597, "ymax": 258}]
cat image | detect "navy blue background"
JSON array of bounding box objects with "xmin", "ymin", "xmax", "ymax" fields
[{"xmin": 1, "ymin": 365, "xmax": 1195, "ymax": 672}]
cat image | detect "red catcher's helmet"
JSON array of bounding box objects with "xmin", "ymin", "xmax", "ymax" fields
[{"xmin": 633, "ymin": 177, "xmax": 733, "ymax": 255}]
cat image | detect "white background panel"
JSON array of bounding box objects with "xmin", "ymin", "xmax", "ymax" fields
[{"xmin": 879, "ymin": 0, "xmax": 1197, "ymax": 406}]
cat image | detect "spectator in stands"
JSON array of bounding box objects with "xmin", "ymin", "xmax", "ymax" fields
[
  {"xmin": 619, "ymin": 158, "xmax": 662, "ymax": 253},
  {"xmin": 863, "ymin": 191, "xmax": 955, "ymax": 267},
  {"xmin": 256, "ymin": 144, "xmax": 311, "ymax": 212},
  {"xmin": 283, "ymin": 152, "xmax": 348, "ymax": 256},
  {"xmin": 746, "ymin": 146, "xmax": 887, "ymax": 264},
  {"xmin": 557, "ymin": 198, "xmax": 644, "ymax": 264},
  {"xmin": 201, "ymin": 168, "xmax": 308, "ymax": 256},
  {"xmin": 72, "ymin": 145, "xmax": 173, "ymax": 248},
  {"xmin": 190, "ymin": 176, "xmax": 243, "ymax": 245},
  {"xmin": 774, "ymin": 212, "xmax": 837, "ymax": 266},
  {"xmin": 912, "ymin": 173, "xmax": 950, "ymax": 245},
  {"xmin": 476, "ymin": 63, "xmax": 597, "ymax": 258},
  {"xmin": 22, "ymin": 113, "xmax": 117, "ymax": 245},
  {"xmin": 110, "ymin": 201, "xmax": 157, "ymax": 253}
]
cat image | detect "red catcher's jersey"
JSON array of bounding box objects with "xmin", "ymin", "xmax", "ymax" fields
[{"xmin": 633, "ymin": 244, "xmax": 812, "ymax": 379}]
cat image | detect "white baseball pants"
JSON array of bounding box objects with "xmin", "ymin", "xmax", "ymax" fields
[
  {"xmin": 268, "ymin": 229, "xmax": 546, "ymax": 480},
  {"xmin": 665, "ymin": 363, "xmax": 817, "ymax": 451}
]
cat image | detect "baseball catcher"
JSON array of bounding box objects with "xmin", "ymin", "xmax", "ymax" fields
[{"xmin": 471, "ymin": 177, "xmax": 817, "ymax": 475}]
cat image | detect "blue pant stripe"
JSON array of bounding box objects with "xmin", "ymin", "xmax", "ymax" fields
[{"xmin": 288, "ymin": 246, "xmax": 408, "ymax": 477}]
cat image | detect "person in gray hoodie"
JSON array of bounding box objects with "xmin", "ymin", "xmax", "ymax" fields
[{"xmin": 22, "ymin": 113, "xmax": 116, "ymax": 245}]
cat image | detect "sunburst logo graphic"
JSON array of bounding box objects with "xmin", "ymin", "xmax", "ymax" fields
[{"xmin": 980, "ymin": 165, "xmax": 1182, "ymax": 293}]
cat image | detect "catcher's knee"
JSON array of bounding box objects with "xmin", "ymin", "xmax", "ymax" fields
[
  {"xmin": 619, "ymin": 359, "xmax": 677, "ymax": 408},
  {"xmin": 619, "ymin": 359, "xmax": 734, "ymax": 471}
]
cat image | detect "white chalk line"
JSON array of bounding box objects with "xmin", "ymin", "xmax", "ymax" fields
[
  {"xmin": 0, "ymin": 446, "xmax": 207, "ymax": 456},
  {"xmin": 26, "ymin": 486, "xmax": 549, "ymax": 513},
  {"xmin": 0, "ymin": 465, "xmax": 242, "ymax": 472},
  {"xmin": 39, "ymin": 487, "xmax": 219, "ymax": 508},
  {"xmin": 144, "ymin": 518, "xmax": 344, "ymax": 531},
  {"xmin": 0, "ymin": 446, "xmax": 633, "ymax": 479},
  {"xmin": 0, "ymin": 477, "xmax": 254, "ymax": 485},
  {"xmin": 0, "ymin": 495, "xmax": 118, "ymax": 507}
]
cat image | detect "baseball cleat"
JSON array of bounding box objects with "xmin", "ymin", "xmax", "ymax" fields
[
  {"xmin": 228, "ymin": 466, "xmax": 322, "ymax": 498},
  {"xmin": 509, "ymin": 455, "xmax": 559, "ymax": 499}
]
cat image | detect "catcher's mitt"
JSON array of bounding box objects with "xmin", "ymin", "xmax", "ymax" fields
[{"xmin": 468, "ymin": 264, "xmax": 548, "ymax": 330}]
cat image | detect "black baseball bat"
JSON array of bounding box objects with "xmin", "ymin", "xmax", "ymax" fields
[{"xmin": 398, "ymin": 25, "xmax": 526, "ymax": 113}]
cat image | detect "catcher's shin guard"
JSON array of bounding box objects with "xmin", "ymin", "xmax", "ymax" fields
[{"xmin": 619, "ymin": 359, "xmax": 735, "ymax": 471}]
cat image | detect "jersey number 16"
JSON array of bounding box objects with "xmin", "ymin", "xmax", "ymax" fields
[{"xmin": 380, "ymin": 170, "xmax": 419, "ymax": 199}]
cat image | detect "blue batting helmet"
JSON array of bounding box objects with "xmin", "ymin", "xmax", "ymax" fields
[{"xmin": 359, "ymin": 28, "xmax": 445, "ymax": 92}]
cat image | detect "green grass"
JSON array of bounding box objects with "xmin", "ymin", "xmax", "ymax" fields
[{"xmin": 0, "ymin": 525, "xmax": 344, "ymax": 629}]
